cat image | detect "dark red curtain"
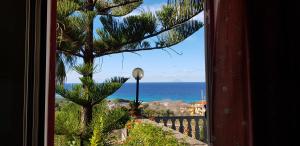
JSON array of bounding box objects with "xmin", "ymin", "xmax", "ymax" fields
[{"xmin": 205, "ymin": 0, "xmax": 253, "ymax": 145}]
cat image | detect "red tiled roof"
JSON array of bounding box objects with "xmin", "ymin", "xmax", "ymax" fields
[{"xmin": 194, "ymin": 101, "xmax": 207, "ymax": 105}]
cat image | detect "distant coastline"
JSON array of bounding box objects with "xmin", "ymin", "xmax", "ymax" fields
[
  {"xmin": 57, "ymin": 82, "xmax": 206, "ymax": 103},
  {"xmin": 56, "ymin": 97, "xmax": 207, "ymax": 116}
]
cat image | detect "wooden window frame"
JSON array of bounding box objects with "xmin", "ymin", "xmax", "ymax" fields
[{"xmin": 27, "ymin": 0, "xmax": 254, "ymax": 145}]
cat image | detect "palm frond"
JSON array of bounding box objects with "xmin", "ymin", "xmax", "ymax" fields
[{"xmin": 56, "ymin": 52, "xmax": 76, "ymax": 85}]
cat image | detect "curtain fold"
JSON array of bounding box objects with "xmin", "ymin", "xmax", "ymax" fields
[{"xmin": 205, "ymin": 0, "xmax": 253, "ymax": 145}]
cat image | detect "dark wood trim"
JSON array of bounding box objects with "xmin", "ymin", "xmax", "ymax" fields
[
  {"xmin": 23, "ymin": 0, "xmax": 48, "ymax": 145},
  {"xmin": 204, "ymin": 0, "xmax": 214, "ymax": 144},
  {"xmin": 46, "ymin": 0, "xmax": 57, "ymax": 145},
  {"xmin": 23, "ymin": 0, "xmax": 30, "ymax": 145}
]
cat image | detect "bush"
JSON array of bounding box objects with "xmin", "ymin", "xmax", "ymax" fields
[
  {"xmin": 123, "ymin": 122, "xmax": 186, "ymax": 146},
  {"xmin": 55, "ymin": 135, "xmax": 80, "ymax": 146},
  {"xmin": 142, "ymin": 109, "xmax": 175, "ymax": 118},
  {"xmin": 90, "ymin": 105, "xmax": 131, "ymax": 145},
  {"xmin": 55, "ymin": 99, "xmax": 131, "ymax": 146},
  {"xmin": 55, "ymin": 101, "xmax": 81, "ymax": 136}
]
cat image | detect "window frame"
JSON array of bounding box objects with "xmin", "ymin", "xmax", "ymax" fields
[{"xmin": 40, "ymin": 0, "xmax": 254, "ymax": 146}]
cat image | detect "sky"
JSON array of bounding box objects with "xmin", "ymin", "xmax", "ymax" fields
[{"xmin": 66, "ymin": 0, "xmax": 205, "ymax": 83}]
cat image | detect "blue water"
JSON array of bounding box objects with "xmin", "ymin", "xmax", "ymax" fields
[{"xmin": 60, "ymin": 82, "xmax": 206, "ymax": 103}]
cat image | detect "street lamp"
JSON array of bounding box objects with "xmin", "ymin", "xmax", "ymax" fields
[{"xmin": 132, "ymin": 68, "xmax": 144, "ymax": 105}]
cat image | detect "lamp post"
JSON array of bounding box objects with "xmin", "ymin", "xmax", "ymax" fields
[{"xmin": 132, "ymin": 68, "xmax": 144, "ymax": 104}]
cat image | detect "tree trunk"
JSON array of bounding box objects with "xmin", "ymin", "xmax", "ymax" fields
[
  {"xmin": 83, "ymin": 14, "xmax": 94, "ymax": 77},
  {"xmin": 80, "ymin": 3, "xmax": 94, "ymax": 145},
  {"xmin": 80, "ymin": 105, "xmax": 93, "ymax": 146}
]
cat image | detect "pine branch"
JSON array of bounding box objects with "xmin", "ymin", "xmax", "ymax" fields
[
  {"xmin": 56, "ymin": 85, "xmax": 90, "ymax": 106},
  {"xmin": 95, "ymin": 18, "xmax": 202, "ymax": 57},
  {"xmin": 91, "ymin": 77, "xmax": 129, "ymax": 105},
  {"xmin": 94, "ymin": 12, "xmax": 201, "ymax": 56},
  {"xmin": 96, "ymin": 0, "xmax": 141, "ymax": 13},
  {"xmin": 96, "ymin": 18, "xmax": 202, "ymax": 57},
  {"xmin": 57, "ymin": 49, "xmax": 83, "ymax": 57},
  {"xmin": 95, "ymin": 40, "xmax": 182, "ymax": 57},
  {"xmin": 95, "ymin": 0, "xmax": 142, "ymax": 17},
  {"xmin": 125, "ymin": 12, "xmax": 200, "ymax": 44}
]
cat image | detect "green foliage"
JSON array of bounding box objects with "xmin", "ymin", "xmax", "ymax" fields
[
  {"xmin": 96, "ymin": 0, "xmax": 143, "ymax": 16},
  {"xmin": 55, "ymin": 0, "xmax": 204, "ymax": 83},
  {"xmin": 55, "ymin": 100, "xmax": 130, "ymax": 146},
  {"xmin": 55, "ymin": 101, "xmax": 81, "ymax": 136},
  {"xmin": 56, "ymin": 64, "xmax": 129, "ymax": 106},
  {"xmin": 90, "ymin": 117, "xmax": 103, "ymax": 146},
  {"xmin": 163, "ymin": 109, "xmax": 175, "ymax": 117},
  {"xmin": 129, "ymin": 100, "xmax": 143, "ymax": 116},
  {"xmin": 112, "ymin": 98, "xmax": 131, "ymax": 104},
  {"xmin": 90, "ymin": 105, "xmax": 131, "ymax": 145},
  {"xmin": 156, "ymin": 0, "xmax": 203, "ymax": 28},
  {"xmin": 55, "ymin": 135, "xmax": 80, "ymax": 146},
  {"xmin": 56, "ymin": 0, "xmax": 204, "ymax": 79},
  {"xmin": 123, "ymin": 123, "xmax": 185, "ymax": 146},
  {"xmin": 95, "ymin": 0, "xmax": 142, "ymax": 16},
  {"xmin": 56, "ymin": 52, "xmax": 77, "ymax": 85},
  {"xmin": 142, "ymin": 108, "xmax": 175, "ymax": 118},
  {"xmin": 56, "ymin": 64, "xmax": 129, "ymax": 145},
  {"xmin": 57, "ymin": 0, "xmax": 79, "ymax": 20},
  {"xmin": 74, "ymin": 63, "xmax": 96, "ymax": 76},
  {"xmin": 98, "ymin": 12, "xmax": 157, "ymax": 46}
]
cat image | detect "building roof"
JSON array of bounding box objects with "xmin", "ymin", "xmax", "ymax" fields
[{"xmin": 194, "ymin": 101, "xmax": 207, "ymax": 105}]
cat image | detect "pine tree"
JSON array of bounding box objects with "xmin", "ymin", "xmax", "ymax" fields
[
  {"xmin": 56, "ymin": 0, "xmax": 203, "ymax": 83},
  {"xmin": 56, "ymin": 64, "xmax": 129, "ymax": 145},
  {"xmin": 56, "ymin": 0, "xmax": 204, "ymax": 145}
]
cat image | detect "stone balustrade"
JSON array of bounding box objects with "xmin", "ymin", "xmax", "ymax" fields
[{"xmin": 153, "ymin": 116, "xmax": 207, "ymax": 142}]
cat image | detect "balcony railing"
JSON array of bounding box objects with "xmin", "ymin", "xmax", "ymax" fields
[{"xmin": 153, "ymin": 116, "xmax": 207, "ymax": 142}]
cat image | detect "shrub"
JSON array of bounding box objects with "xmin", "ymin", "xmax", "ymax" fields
[
  {"xmin": 55, "ymin": 101, "xmax": 81, "ymax": 136},
  {"xmin": 123, "ymin": 122, "xmax": 186, "ymax": 146},
  {"xmin": 54, "ymin": 135, "xmax": 80, "ymax": 146},
  {"xmin": 142, "ymin": 109, "xmax": 175, "ymax": 118},
  {"xmin": 55, "ymin": 99, "xmax": 131, "ymax": 146},
  {"xmin": 90, "ymin": 105, "xmax": 131, "ymax": 145}
]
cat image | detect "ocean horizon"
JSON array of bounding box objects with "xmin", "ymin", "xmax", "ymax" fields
[{"xmin": 56, "ymin": 82, "xmax": 206, "ymax": 103}]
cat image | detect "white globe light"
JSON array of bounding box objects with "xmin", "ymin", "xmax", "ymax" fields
[{"xmin": 132, "ymin": 68, "xmax": 144, "ymax": 80}]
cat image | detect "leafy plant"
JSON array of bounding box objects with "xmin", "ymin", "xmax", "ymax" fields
[
  {"xmin": 55, "ymin": 101, "xmax": 81, "ymax": 136},
  {"xmin": 55, "ymin": 99, "xmax": 82, "ymax": 146},
  {"xmin": 90, "ymin": 105, "xmax": 131, "ymax": 145},
  {"xmin": 55, "ymin": 99, "xmax": 130, "ymax": 146},
  {"xmin": 123, "ymin": 122, "xmax": 186, "ymax": 146},
  {"xmin": 56, "ymin": 63, "xmax": 129, "ymax": 145},
  {"xmin": 129, "ymin": 100, "xmax": 143, "ymax": 117}
]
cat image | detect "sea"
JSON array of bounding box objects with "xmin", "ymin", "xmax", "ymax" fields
[{"xmin": 58, "ymin": 82, "xmax": 206, "ymax": 103}]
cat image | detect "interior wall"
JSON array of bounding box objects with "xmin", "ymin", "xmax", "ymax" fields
[
  {"xmin": 248, "ymin": 0, "xmax": 300, "ymax": 146},
  {"xmin": 207, "ymin": 0, "xmax": 299, "ymax": 145}
]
